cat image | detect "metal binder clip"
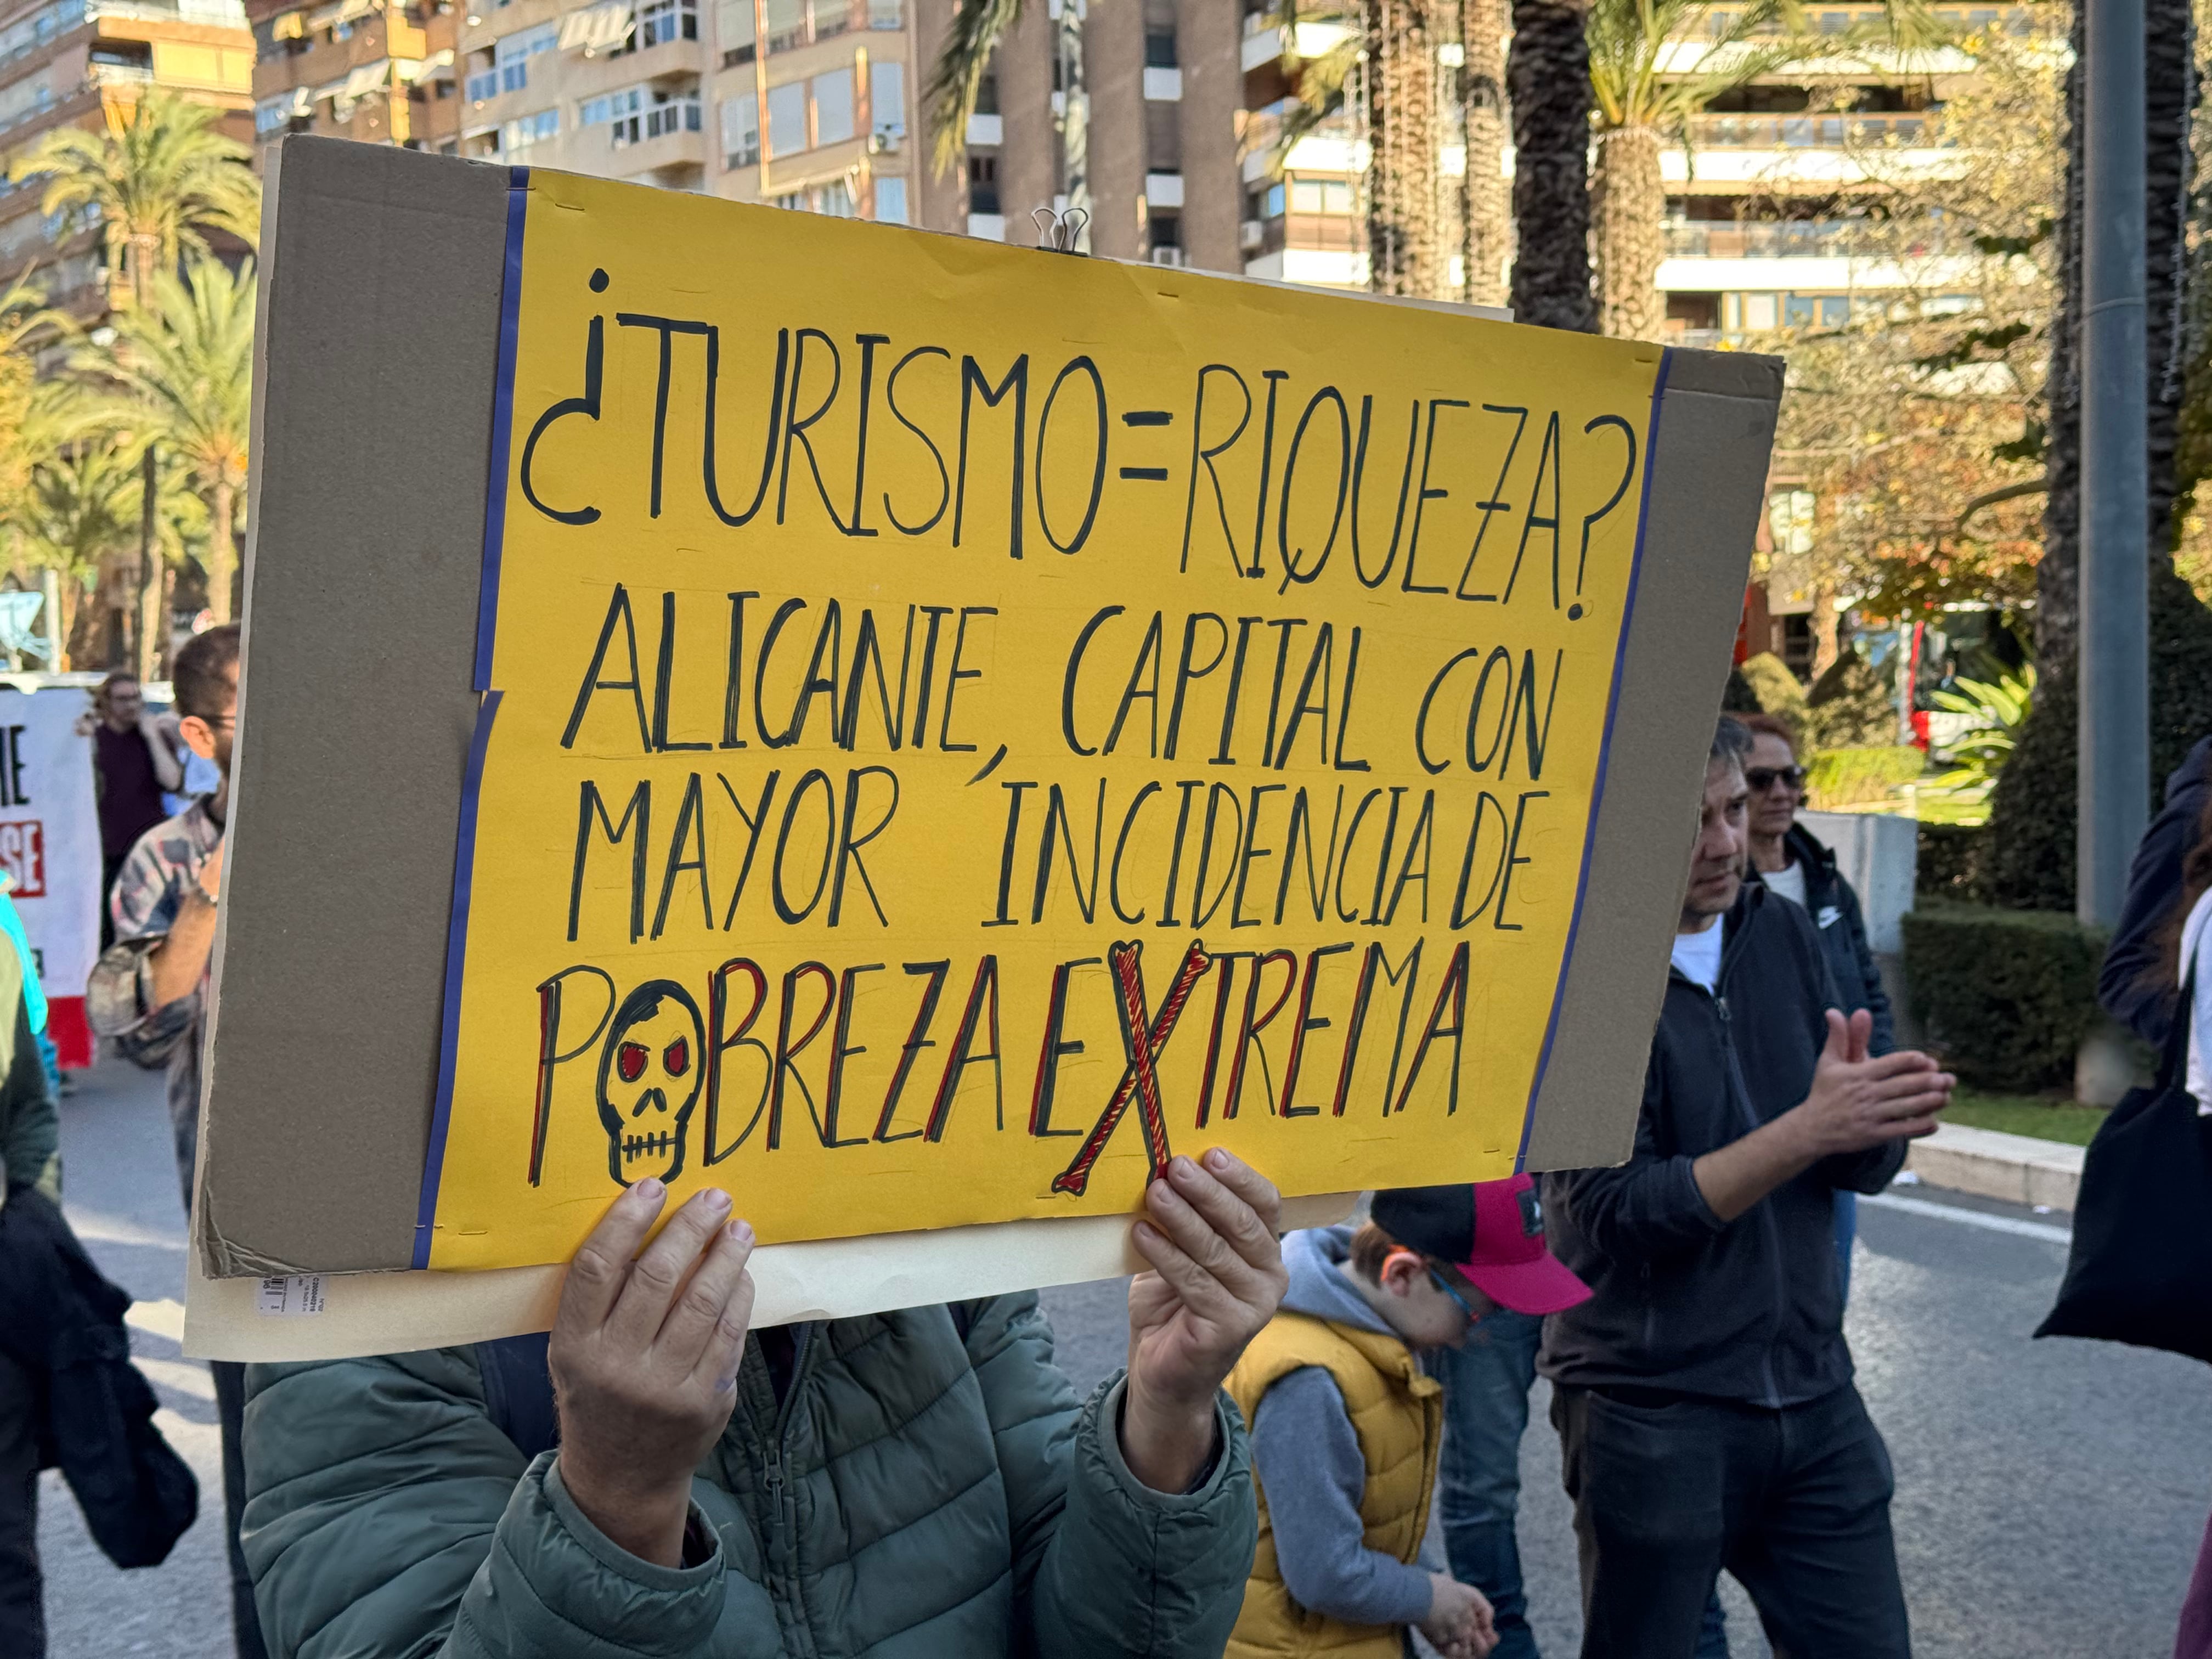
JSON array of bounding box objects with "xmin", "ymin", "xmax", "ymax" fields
[{"xmin": 1031, "ymin": 205, "xmax": 1090, "ymax": 253}]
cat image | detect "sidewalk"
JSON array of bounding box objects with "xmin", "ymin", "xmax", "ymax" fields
[{"xmin": 1904, "ymin": 1122, "xmax": 2083, "ymax": 1212}]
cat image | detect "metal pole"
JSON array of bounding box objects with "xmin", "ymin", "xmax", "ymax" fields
[{"xmin": 2078, "ymin": 0, "xmax": 2149, "ymax": 928}]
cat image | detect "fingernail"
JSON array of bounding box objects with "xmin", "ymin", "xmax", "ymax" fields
[
  {"xmin": 1170, "ymin": 1154, "xmax": 1196, "ymax": 1178},
  {"xmin": 1134, "ymin": 1221, "xmax": 1158, "ymax": 1243},
  {"xmin": 1205, "ymin": 1149, "xmax": 1231, "ymax": 1172},
  {"xmin": 635, "ymin": 1177, "xmax": 664, "ymax": 1200},
  {"xmin": 730, "ymin": 1220, "xmax": 754, "ymax": 1246},
  {"xmin": 703, "ymin": 1187, "xmax": 732, "ymax": 1212}
]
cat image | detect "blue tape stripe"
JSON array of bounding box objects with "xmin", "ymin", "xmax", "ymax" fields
[
  {"xmin": 414, "ymin": 689, "xmax": 504, "ymax": 1269},
  {"xmin": 1515, "ymin": 347, "xmax": 1675, "ymax": 1171},
  {"xmin": 471, "ymin": 167, "xmax": 530, "ymax": 693}
]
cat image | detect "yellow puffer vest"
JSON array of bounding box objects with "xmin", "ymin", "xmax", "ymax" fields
[{"xmin": 1224, "ymin": 1312, "xmax": 1443, "ymax": 1659}]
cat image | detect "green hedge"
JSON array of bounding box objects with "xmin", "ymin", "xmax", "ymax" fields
[
  {"xmin": 1804, "ymin": 746, "xmax": 1925, "ymax": 809},
  {"xmin": 1916, "ymin": 821, "xmax": 1989, "ymax": 899},
  {"xmin": 1900, "ymin": 903, "xmax": 2106, "ymax": 1090}
]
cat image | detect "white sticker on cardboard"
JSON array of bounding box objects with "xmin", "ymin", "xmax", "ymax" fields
[{"xmin": 256, "ymin": 1276, "xmax": 327, "ymax": 1317}]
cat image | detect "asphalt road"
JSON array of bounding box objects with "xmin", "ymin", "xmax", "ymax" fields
[{"xmin": 35, "ymin": 1054, "xmax": 2212, "ymax": 1659}]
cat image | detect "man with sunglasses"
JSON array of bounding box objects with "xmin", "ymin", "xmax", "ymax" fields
[
  {"xmin": 1739, "ymin": 713, "xmax": 1894, "ymax": 1304},
  {"xmin": 1223, "ymin": 1180, "xmax": 1591, "ymax": 1659},
  {"xmin": 86, "ymin": 623, "xmax": 266, "ymax": 1659}
]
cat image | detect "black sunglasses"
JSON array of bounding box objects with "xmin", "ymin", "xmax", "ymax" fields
[{"xmin": 1745, "ymin": 766, "xmax": 1805, "ymax": 792}]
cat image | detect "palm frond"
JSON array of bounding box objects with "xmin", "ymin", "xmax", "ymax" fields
[{"xmin": 924, "ymin": 0, "xmax": 1027, "ymax": 177}]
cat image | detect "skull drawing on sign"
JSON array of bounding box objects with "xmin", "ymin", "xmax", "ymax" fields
[{"xmin": 595, "ymin": 980, "xmax": 707, "ymax": 1187}]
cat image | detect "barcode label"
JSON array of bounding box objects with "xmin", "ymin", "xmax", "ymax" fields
[{"xmin": 255, "ymin": 1275, "xmax": 326, "ymax": 1317}]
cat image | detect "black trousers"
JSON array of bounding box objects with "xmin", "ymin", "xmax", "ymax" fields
[
  {"xmin": 213, "ymin": 1359, "xmax": 268, "ymax": 1659},
  {"xmin": 0, "ymin": 1346, "xmax": 43, "ymax": 1657},
  {"xmin": 1551, "ymin": 1380, "xmax": 1910, "ymax": 1659}
]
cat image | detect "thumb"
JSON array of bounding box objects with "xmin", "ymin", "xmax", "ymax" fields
[{"xmin": 1820, "ymin": 1008, "xmax": 1850, "ymax": 1065}]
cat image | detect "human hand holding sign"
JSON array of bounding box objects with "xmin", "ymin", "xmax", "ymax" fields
[
  {"xmin": 1122, "ymin": 1149, "xmax": 1288, "ymax": 1493},
  {"xmin": 551, "ymin": 1181, "xmax": 756, "ymax": 1567},
  {"xmin": 1694, "ymin": 1008, "xmax": 1954, "ymax": 1224}
]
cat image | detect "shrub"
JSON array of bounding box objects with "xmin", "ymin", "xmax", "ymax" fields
[
  {"xmin": 1984, "ymin": 567, "xmax": 2212, "ymax": 910},
  {"xmin": 1917, "ymin": 821, "xmax": 1989, "ymax": 899},
  {"xmin": 1722, "ymin": 663, "xmax": 1760, "ymax": 713},
  {"xmin": 1804, "ymin": 649, "xmax": 1898, "ymax": 749},
  {"xmin": 1740, "ymin": 651, "xmax": 1808, "ymax": 727},
  {"xmin": 1901, "ymin": 903, "xmax": 2107, "ymax": 1090},
  {"xmin": 1804, "ymin": 746, "xmax": 1925, "ymax": 809}
]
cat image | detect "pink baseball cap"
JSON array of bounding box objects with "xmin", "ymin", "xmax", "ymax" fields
[{"xmin": 1369, "ymin": 1174, "xmax": 1593, "ymax": 1316}]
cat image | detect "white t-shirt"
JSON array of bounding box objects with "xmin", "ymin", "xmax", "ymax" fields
[
  {"xmin": 1672, "ymin": 918, "xmax": 1724, "ymax": 992},
  {"xmin": 2182, "ymin": 887, "xmax": 2212, "ymax": 1113},
  {"xmin": 1763, "ymin": 859, "xmax": 1808, "ymax": 910}
]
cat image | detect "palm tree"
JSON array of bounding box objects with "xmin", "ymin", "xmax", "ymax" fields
[
  {"xmin": 16, "ymin": 437, "xmax": 140, "ymax": 664},
  {"xmin": 1586, "ymin": 1, "xmax": 1942, "ymax": 340},
  {"xmin": 12, "ymin": 91, "xmax": 257, "ymax": 308},
  {"xmin": 1263, "ymin": 2, "xmax": 1453, "ymax": 300},
  {"xmin": 1508, "ymin": 0, "xmax": 1597, "ymax": 330},
  {"xmin": 923, "ymin": 0, "xmax": 1088, "ymax": 249},
  {"xmin": 1456, "ymin": 0, "xmax": 1509, "ymax": 308},
  {"xmin": 92, "ymin": 255, "xmax": 252, "ymax": 623}
]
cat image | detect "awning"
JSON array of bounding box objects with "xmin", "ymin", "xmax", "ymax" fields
[
  {"xmin": 310, "ymin": 76, "xmax": 347, "ymax": 101},
  {"xmin": 558, "ymin": 2, "xmax": 633, "ymax": 52},
  {"xmin": 270, "ymin": 10, "xmax": 304, "ymax": 39},
  {"xmin": 404, "ymin": 47, "xmax": 455, "ymax": 78},
  {"xmin": 341, "ymin": 57, "xmax": 391, "ymax": 99},
  {"xmin": 280, "ymin": 84, "xmax": 313, "ymax": 116},
  {"xmin": 306, "ymin": 0, "xmax": 376, "ymax": 27}
]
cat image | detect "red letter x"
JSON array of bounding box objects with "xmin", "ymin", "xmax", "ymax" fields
[{"xmin": 1051, "ymin": 938, "xmax": 1212, "ymax": 1198}]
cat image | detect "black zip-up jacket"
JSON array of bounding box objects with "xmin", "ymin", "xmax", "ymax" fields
[
  {"xmin": 2100, "ymin": 735, "xmax": 2212, "ymax": 1047},
  {"xmin": 1538, "ymin": 883, "xmax": 1905, "ymax": 1407},
  {"xmin": 1756, "ymin": 821, "xmax": 1894, "ymax": 1057}
]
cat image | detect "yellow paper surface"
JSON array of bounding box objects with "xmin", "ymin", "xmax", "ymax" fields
[{"xmin": 424, "ymin": 170, "xmax": 1664, "ymax": 1271}]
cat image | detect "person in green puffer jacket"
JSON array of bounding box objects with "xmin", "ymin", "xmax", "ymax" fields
[{"xmin": 242, "ymin": 1148, "xmax": 1289, "ymax": 1658}]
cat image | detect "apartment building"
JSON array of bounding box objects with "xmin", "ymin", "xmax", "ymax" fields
[
  {"xmin": 0, "ymin": 0, "xmax": 253, "ymax": 317},
  {"xmin": 246, "ymin": 0, "xmax": 461, "ymax": 157}
]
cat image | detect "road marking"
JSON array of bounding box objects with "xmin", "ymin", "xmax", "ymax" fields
[
  {"xmin": 1863, "ymin": 1191, "xmax": 2072, "ymax": 1244},
  {"xmin": 67, "ymin": 1208, "xmax": 185, "ymax": 1251},
  {"xmin": 137, "ymin": 1357, "xmax": 215, "ymax": 1402},
  {"xmin": 127, "ymin": 1299, "xmax": 187, "ymax": 1342}
]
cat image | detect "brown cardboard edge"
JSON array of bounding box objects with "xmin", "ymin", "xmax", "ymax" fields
[
  {"xmin": 198, "ymin": 138, "xmax": 507, "ymax": 1276},
  {"xmin": 183, "ymin": 1189, "xmax": 1361, "ymax": 1361},
  {"xmin": 1520, "ymin": 346, "xmax": 1784, "ymax": 1173}
]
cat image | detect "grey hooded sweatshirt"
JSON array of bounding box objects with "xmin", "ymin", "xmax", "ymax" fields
[{"xmin": 1247, "ymin": 1225, "xmax": 1435, "ymax": 1630}]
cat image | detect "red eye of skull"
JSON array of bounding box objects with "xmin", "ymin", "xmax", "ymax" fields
[
  {"xmin": 616, "ymin": 1041, "xmax": 648, "ymax": 1084},
  {"xmin": 663, "ymin": 1036, "xmax": 690, "ymax": 1076}
]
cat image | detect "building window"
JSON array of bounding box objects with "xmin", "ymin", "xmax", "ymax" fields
[
  {"xmin": 813, "ymin": 0, "xmax": 848, "ymax": 42},
  {"xmin": 503, "ymin": 107, "xmax": 559, "ymax": 151},
  {"xmin": 812, "ymin": 66, "xmax": 853, "ymax": 145},
  {"xmin": 1257, "ymin": 182, "xmax": 1284, "ymax": 217},
  {"xmin": 766, "ymin": 78, "xmax": 807, "ymax": 155},
  {"xmin": 255, "ymin": 95, "xmax": 294, "ymax": 136},
  {"xmin": 868, "ymin": 0, "xmax": 899, "ymax": 28},
  {"xmin": 1150, "ymin": 212, "xmax": 1181, "ymax": 249},
  {"xmin": 874, "ymin": 174, "xmax": 907, "ymax": 222},
  {"xmin": 973, "ymin": 71, "xmax": 998, "ymax": 115},
  {"xmin": 1144, "ymin": 28, "xmax": 1177, "ymax": 67},
  {"xmin": 764, "ymin": 0, "xmax": 806, "ymax": 50},
  {"xmin": 496, "ymin": 22, "xmax": 556, "ymax": 93},
  {"xmin": 722, "ymin": 91, "xmax": 759, "ymax": 166},
  {"xmin": 720, "ymin": 0, "xmax": 755, "ymax": 66},
  {"xmin": 774, "ymin": 182, "xmax": 853, "ymax": 214},
  {"xmin": 640, "ymin": 0, "xmax": 698, "ymax": 47},
  {"xmin": 465, "ymin": 54, "xmax": 498, "ymax": 101},
  {"xmin": 967, "ymin": 153, "xmax": 998, "ymax": 214},
  {"xmin": 1288, "ymin": 177, "xmax": 1352, "ymax": 215},
  {"xmin": 870, "ymin": 59, "xmax": 904, "ymax": 137}
]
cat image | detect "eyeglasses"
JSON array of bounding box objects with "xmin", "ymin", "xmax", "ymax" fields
[
  {"xmin": 1427, "ymin": 1265, "xmax": 1487, "ymax": 1328},
  {"xmin": 1745, "ymin": 765, "xmax": 1805, "ymax": 793}
]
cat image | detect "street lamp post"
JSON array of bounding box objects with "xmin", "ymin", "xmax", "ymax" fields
[{"xmin": 2078, "ymin": 0, "xmax": 2149, "ymax": 928}]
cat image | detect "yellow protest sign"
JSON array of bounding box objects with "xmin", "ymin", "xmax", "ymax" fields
[{"xmin": 416, "ymin": 169, "xmax": 1666, "ymax": 1272}]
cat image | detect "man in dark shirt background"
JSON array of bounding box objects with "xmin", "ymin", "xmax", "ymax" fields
[{"xmin": 84, "ymin": 673, "xmax": 180, "ymax": 949}]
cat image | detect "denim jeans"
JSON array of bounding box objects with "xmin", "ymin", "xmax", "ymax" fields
[
  {"xmin": 1551, "ymin": 1380, "xmax": 1909, "ymax": 1659},
  {"xmin": 1432, "ymin": 1309, "xmax": 1546, "ymax": 1659}
]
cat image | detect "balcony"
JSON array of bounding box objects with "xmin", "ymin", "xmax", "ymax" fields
[
  {"xmin": 1684, "ymin": 110, "xmax": 1938, "ymax": 149},
  {"xmin": 1661, "ymin": 218, "xmax": 1959, "ymax": 259}
]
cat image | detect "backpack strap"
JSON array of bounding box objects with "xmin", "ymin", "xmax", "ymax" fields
[{"xmin": 475, "ymin": 1332, "xmax": 558, "ymax": 1462}]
